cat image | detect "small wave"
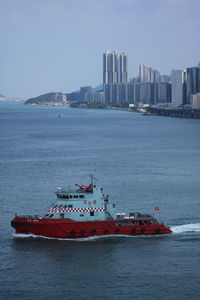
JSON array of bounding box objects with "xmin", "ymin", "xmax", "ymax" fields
[
  {"xmin": 12, "ymin": 233, "xmax": 74, "ymax": 241},
  {"xmin": 12, "ymin": 233, "xmax": 138, "ymax": 242},
  {"xmin": 171, "ymin": 223, "xmax": 200, "ymax": 234}
]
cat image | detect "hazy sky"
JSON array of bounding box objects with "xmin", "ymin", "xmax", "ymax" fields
[{"xmin": 1, "ymin": 0, "xmax": 200, "ymax": 98}]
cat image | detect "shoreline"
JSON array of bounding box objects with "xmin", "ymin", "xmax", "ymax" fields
[{"xmin": 7, "ymin": 101, "xmax": 200, "ymax": 119}]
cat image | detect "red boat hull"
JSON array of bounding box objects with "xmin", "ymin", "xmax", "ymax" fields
[{"xmin": 11, "ymin": 217, "xmax": 172, "ymax": 238}]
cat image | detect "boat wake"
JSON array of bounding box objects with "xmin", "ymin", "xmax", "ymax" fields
[
  {"xmin": 171, "ymin": 223, "xmax": 200, "ymax": 234},
  {"xmin": 12, "ymin": 233, "xmax": 77, "ymax": 241},
  {"xmin": 12, "ymin": 233, "xmax": 135, "ymax": 242}
]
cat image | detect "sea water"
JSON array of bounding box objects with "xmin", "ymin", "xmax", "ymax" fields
[{"xmin": 0, "ymin": 101, "xmax": 200, "ymax": 300}]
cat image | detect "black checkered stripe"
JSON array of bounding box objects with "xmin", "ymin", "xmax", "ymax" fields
[{"xmin": 48, "ymin": 207, "xmax": 105, "ymax": 213}]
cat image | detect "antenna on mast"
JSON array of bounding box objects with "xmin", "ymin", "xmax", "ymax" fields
[{"xmin": 90, "ymin": 170, "xmax": 97, "ymax": 187}]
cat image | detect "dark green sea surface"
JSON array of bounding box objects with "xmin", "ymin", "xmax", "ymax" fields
[{"xmin": 0, "ymin": 101, "xmax": 200, "ymax": 300}]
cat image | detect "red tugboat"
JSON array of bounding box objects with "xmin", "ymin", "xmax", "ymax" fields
[{"xmin": 11, "ymin": 175, "xmax": 172, "ymax": 238}]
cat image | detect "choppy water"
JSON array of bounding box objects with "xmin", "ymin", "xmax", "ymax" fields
[{"xmin": 0, "ymin": 101, "xmax": 200, "ymax": 300}]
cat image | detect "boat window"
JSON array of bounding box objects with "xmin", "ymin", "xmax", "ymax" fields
[
  {"xmin": 58, "ymin": 205, "xmax": 63, "ymax": 208},
  {"xmin": 117, "ymin": 222, "xmax": 130, "ymax": 226},
  {"xmin": 44, "ymin": 214, "xmax": 49, "ymax": 217},
  {"xmin": 68, "ymin": 204, "xmax": 73, "ymax": 208},
  {"xmin": 70, "ymin": 195, "xmax": 73, "ymax": 198},
  {"xmin": 90, "ymin": 211, "xmax": 94, "ymax": 216},
  {"xmin": 80, "ymin": 214, "xmax": 84, "ymax": 217},
  {"xmin": 132, "ymin": 221, "xmax": 139, "ymax": 225},
  {"xmin": 144, "ymin": 220, "xmax": 153, "ymax": 225},
  {"xmin": 132, "ymin": 221, "xmax": 143, "ymax": 225},
  {"xmin": 60, "ymin": 213, "xmax": 65, "ymax": 218},
  {"xmin": 79, "ymin": 195, "xmax": 84, "ymax": 198},
  {"xmin": 53, "ymin": 205, "xmax": 58, "ymax": 208},
  {"xmin": 74, "ymin": 195, "xmax": 78, "ymax": 198},
  {"xmin": 63, "ymin": 205, "xmax": 68, "ymax": 208},
  {"xmin": 49, "ymin": 214, "xmax": 54, "ymax": 218}
]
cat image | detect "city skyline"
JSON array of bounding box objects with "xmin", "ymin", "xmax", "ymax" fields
[{"xmin": 1, "ymin": 0, "xmax": 200, "ymax": 98}]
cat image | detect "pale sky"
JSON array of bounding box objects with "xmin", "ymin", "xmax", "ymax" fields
[{"xmin": 0, "ymin": 0, "xmax": 200, "ymax": 98}]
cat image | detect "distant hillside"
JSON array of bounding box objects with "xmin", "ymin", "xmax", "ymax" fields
[
  {"xmin": 25, "ymin": 92, "xmax": 67, "ymax": 105},
  {"xmin": 0, "ymin": 95, "xmax": 23, "ymax": 102}
]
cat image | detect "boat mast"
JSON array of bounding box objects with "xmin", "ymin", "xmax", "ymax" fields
[{"xmin": 90, "ymin": 171, "xmax": 97, "ymax": 187}]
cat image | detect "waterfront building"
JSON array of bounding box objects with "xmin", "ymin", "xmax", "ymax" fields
[
  {"xmin": 80, "ymin": 86, "xmax": 92, "ymax": 102},
  {"xmin": 139, "ymin": 64, "xmax": 150, "ymax": 83},
  {"xmin": 171, "ymin": 70, "xmax": 184, "ymax": 107},
  {"xmin": 139, "ymin": 83, "xmax": 148, "ymax": 103},
  {"xmin": 139, "ymin": 64, "xmax": 160, "ymax": 83},
  {"xmin": 103, "ymin": 51, "xmax": 127, "ymax": 84},
  {"xmin": 118, "ymin": 81, "xmax": 171, "ymax": 106},
  {"xmin": 111, "ymin": 84, "xmax": 118, "ymax": 103},
  {"xmin": 104, "ymin": 83, "xmax": 128, "ymax": 104},
  {"xmin": 118, "ymin": 83, "xmax": 128, "ymax": 103},
  {"xmin": 142, "ymin": 83, "xmax": 156, "ymax": 104},
  {"xmin": 157, "ymin": 82, "xmax": 171, "ymax": 104},
  {"xmin": 55, "ymin": 93, "xmax": 67, "ymax": 104},
  {"xmin": 85, "ymin": 91, "xmax": 104, "ymax": 103},
  {"xmin": 182, "ymin": 70, "xmax": 187, "ymax": 105},
  {"xmin": 67, "ymin": 91, "xmax": 81, "ymax": 102},
  {"xmin": 103, "ymin": 54, "xmax": 172, "ymax": 105},
  {"xmin": 186, "ymin": 66, "xmax": 200, "ymax": 104},
  {"xmin": 134, "ymin": 82, "xmax": 141, "ymax": 103},
  {"xmin": 154, "ymin": 69, "xmax": 161, "ymax": 83},
  {"xmin": 103, "ymin": 51, "xmax": 128, "ymax": 103},
  {"xmin": 127, "ymin": 83, "xmax": 135, "ymax": 103},
  {"xmin": 191, "ymin": 93, "xmax": 200, "ymax": 109},
  {"xmin": 104, "ymin": 84, "xmax": 111, "ymax": 103}
]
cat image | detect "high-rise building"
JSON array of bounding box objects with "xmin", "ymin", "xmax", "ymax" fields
[
  {"xmin": 103, "ymin": 51, "xmax": 128, "ymax": 103},
  {"xmin": 139, "ymin": 64, "xmax": 160, "ymax": 83},
  {"xmin": 103, "ymin": 51, "xmax": 127, "ymax": 84},
  {"xmin": 171, "ymin": 70, "xmax": 184, "ymax": 107},
  {"xmin": 80, "ymin": 86, "xmax": 91, "ymax": 102},
  {"xmin": 139, "ymin": 64, "xmax": 149, "ymax": 83},
  {"xmin": 158, "ymin": 82, "xmax": 171, "ymax": 104},
  {"xmin": 186, "ymin": 66, "xmax": 200, "ymax": 104},
  {"xmin": 191, "ymin": 93, "xmax": 200, "ymax": 109},
  {"xmin": 103, "ymin": 53, "xmax": 172, "ymax": 105},
  {"xmin": 161, "ymin": 74, "xmax": 171, "ymax": 83}
]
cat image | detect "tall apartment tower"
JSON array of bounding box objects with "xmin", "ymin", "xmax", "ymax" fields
[
  {"xmin": 103, "ymin": 51, "xmax": 128, "ymax": 84},
  {"xmin": 171, "ymin": 70, "xmax": 184, "ymax": 107},
  {"xmin": 139, "ymin": 64, "xmax": 160, "ymax": 83},
  {"xmin": 186, "ymin": 66, "xmax": 200, "ymax": 104}
]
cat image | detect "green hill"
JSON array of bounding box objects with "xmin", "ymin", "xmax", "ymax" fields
[{"xmin": 25, "ymin": 92, "xmax": 67, "ymax": 105}]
